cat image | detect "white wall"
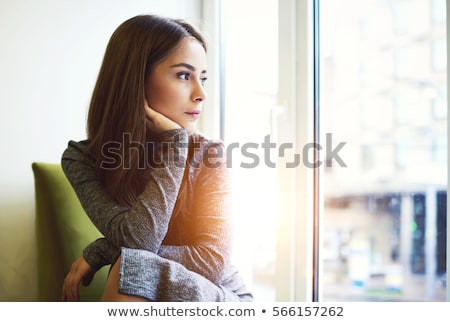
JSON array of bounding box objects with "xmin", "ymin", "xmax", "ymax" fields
[{"xmin": 0, "ymin": 0, "xmax": 202, "ymax": 301}]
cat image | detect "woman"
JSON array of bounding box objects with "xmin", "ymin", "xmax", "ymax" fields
[{"xmin": 60, "ymin": 14, "xmax": 253, "ymax": 302}]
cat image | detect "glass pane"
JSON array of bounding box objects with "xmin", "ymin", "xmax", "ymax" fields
[
  {"xmin": 320, "ymin": 0, "xmax": 447, "ymax": 301},
  {"xmin": 221, "ymin": 0, "xmax": 278, "ymax": 301}
]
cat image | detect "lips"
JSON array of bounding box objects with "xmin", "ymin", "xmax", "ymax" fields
[{"xmin": 185, "ymin": 110, "xmax": 201, "ymax": 119}]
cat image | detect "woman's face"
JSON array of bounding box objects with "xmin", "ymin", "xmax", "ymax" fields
[{"xmin": 145, "ymin": 37, "xmax": 207, "ymax": 133}]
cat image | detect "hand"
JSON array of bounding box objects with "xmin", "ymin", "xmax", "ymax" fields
[
  {"xmin": 144, "ymin": 99, "xmax": 181, "ymax": 134},
  {"xmin": 61, "ymin": 255, "xmax": 96, "ymax": 301}
]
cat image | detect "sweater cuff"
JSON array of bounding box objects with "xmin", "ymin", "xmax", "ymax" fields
[{"xmin": 83, "ymin": 238, "xmax": 119, "ymax": 270}]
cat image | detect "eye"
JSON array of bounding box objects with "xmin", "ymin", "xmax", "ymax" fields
[
  {"xmin": 177, "ymin": 72, "xmax": 190, "ymax": 80},
  {"xmin": 200, "ymin": 77, "xmax": 208, "ymax": 86}
]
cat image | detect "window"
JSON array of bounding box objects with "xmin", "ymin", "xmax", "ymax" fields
[
  {"xmin": 320, "ymin": 0, "xmax": 447, "ymax": 301},
  {"xmin": 207, "ymin": 0, "xmax": 447, "ymax": 302}
]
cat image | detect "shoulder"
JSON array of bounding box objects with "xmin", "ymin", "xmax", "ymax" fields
[
  {"xmin": 192, "ymin": 131, "xmax": 225, "ymax": 151},
  {"xmin": 189, "ymin": 132, "xmax": 231, "ymax": 188},
  {"xmin": 191, "ymin": 132, "xmax": 227, "ymax": 166},
  {"xmin": 189, "ymin": 133, "xmax": 227, "ymax": 175}
]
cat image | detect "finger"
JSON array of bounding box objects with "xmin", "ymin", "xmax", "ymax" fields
[
  {"xmin": 68, "ymin": 282, "xmax": 79, "ymax": 301},
  {"xmin": 71, "ymin": 273, "xmax": 81, "ymax": 301},
  {"xmin": 63, "ymin": 274, "xmax": 73, "ymax": 301},
  {"xmin": 62, "ymin": 273, "xmax": 72, "ymax": 301},
  {"xmin": 66, "ymin": 271, "xmax": 81, "ymax": 301},
  {"xmin": 62, "ymin": 276, "xmax": 73, "ymax": 301}
]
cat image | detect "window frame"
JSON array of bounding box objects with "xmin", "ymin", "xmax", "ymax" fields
[
  {"xmin": 276, "ymin": 0, "xmax": 318, "ymax": 301},
  {"xmin": 446, "ymin": 0, "xmax": 450, "ymax": 302}
]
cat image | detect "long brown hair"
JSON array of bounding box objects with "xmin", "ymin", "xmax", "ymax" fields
[{"xmin": 86, "ymin": 15, "xmax": 206, "ymax": 207}]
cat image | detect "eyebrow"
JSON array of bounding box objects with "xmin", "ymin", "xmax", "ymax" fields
[{"xmin": 170, "ymin": 63, "xmax": 207, "ymax": 74}]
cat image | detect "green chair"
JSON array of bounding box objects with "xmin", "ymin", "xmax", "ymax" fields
[{"xmin": 32, "ymin": 162, "xmax": 109, "ymax": 301}]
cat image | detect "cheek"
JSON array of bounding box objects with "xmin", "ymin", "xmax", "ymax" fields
[
  {"xmin": 147, "ymin": 84, "xmax": 183, "ymax": 114},
  {"xmin": 146, "ymin": 82, "xmax": 167, "ymax": 106},
  {"xmin": 146, "ymin": 73, "xmax": 187, "ymax": 109},
  {"xmin": 157, "ymin": 85, "xmax": 184, "ymax": 105}
]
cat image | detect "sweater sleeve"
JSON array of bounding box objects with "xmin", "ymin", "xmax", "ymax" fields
[
  {"xmin": 82, "ymin": 238, "xmax": 119, "ymax": 269},
  {"xmin": 157, "ymin": 141, "xmax": 233, "ymax": 285},
  {"xmin": 61, "ymin": 129, "xmax": 188, "ymax": 269}
]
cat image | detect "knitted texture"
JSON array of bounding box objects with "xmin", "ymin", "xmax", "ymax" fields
[{"xmin": 61, "ymin": 129, "xmax": 253, "ymax": 301}]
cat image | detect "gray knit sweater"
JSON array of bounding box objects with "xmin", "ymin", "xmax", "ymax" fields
[{"xmin": 61, "ymin": 129, "xmax": 253, "ymax": 301}]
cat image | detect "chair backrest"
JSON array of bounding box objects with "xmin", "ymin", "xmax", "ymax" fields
[{"xmin": 32, "ymin": 162, "xmax": 108, "ymax": 301}]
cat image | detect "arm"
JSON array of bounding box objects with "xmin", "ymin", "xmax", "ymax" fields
[
  {"xmin": 157, "ymin": 141, "xmax": 233, "ymax": 285},
  {"xmin": 61, "ymin": 129, "xmax": 188, "ymax": 267}
]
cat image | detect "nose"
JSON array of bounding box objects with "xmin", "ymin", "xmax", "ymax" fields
[{"xmin": 192, "ymin": 80, "xmax": 207, "ymax": 102}]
